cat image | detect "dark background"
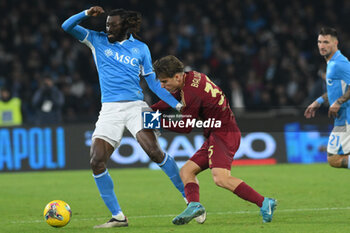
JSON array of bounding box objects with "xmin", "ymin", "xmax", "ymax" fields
[{"xmin": 1, "ymin": 0, "xmax": 347, "ymax": 124}]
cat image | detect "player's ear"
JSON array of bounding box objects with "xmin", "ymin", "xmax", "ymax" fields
[{"xmin": 174, "ymin": 72, "xmax": 182, "ymax": 81}]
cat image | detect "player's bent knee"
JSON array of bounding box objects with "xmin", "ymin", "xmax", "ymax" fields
[
  {"xmin": 179, "ymin": 165, "xmax": 196, "ymax": 183},
  {"xmin": 90, "ymin": 156, "xmax": 106, "ymax": 174},
  {"xmin": 180, "ymin": 167, "xmax": 190, "ymax": 180},
  {"xmin": 212, "ymin": 175, "xmax": 226, "ymax": 188},
  {"xmin": 327, "ymin": 154, "xmax": 342, "ymax": 168}
]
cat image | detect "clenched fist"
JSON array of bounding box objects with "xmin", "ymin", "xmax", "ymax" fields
[{"xmin": 87, "ymin": 6, "xmax": 105, "ymax": 17}]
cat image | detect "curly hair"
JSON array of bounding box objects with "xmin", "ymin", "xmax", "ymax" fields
[{"xmin": 108, "ymin": 9, "xmax": 141, "ymax": 36}]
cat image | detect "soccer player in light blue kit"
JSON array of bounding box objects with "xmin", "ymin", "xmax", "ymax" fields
[
  {"xmin": 305, "ymin": 27, "xmax": 350, "ymax": 170},
  {"xmin": 62, "ymin": 6, "xmax": 188, "ymax": 228}
]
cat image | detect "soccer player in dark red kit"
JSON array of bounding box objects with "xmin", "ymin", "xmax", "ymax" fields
[{"xmin": 151, "ymin": 55, "xmax": 277, "ymax": 225}]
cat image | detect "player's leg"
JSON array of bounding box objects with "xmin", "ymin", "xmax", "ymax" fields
[
  {"xmin": 136, "ymin": 128, "xmax": 185, "ymax": 198},
  {"xmin": 90, "ymin": 138, "xmax": 128, "ymax": 228},
  {"xmin": 327, "ymin": 153, "xmax": 350, "ymax": 168},
  {"xmin": 127, "ymin": 101, "xmax": 186, "ymax": 199},
  {"xmin": 172, "ymin": 142, "xmax": 210, "ymax": 225},
  {"xmin": 90, "ymin": 102, "xmax": 128, "ymax": 228},
  {"xmin": 209, "ymin": 129, "xmax": 276, "ymax": 223},
  {"xmin": 211, "ymin": 167, "xmax": 265, "ymax": 207},
  {"xmin": 327, "ymin": 125, "xmax": 350, "ymax": 169},
  {"xmin": 172, "ymin": 160, "xmax": 206, "ymax": 225}
]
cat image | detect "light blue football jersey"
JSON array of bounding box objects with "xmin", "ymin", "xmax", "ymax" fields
[
  {"xmin": 326, "ymin": 50, "xmax": 350, "ymax": 126},
  {"xmin": 81, "ymin": 31, "xmax": 152, "ymax": 102}
]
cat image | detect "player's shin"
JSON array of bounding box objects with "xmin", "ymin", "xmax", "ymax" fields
[
  {"xmin": 93, "ymin": 169, "xmax": 122, "ymax": 215},
  {"xmin": 157, "ymin": 153, "xmax": 186, "ymax": 198}
]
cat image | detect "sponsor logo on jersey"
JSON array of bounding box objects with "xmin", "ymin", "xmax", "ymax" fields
[
  {"xmin": 326, "ymin": 78, "xmax": 333, "ymax": 86},
  {"xmin": 104, "ymin": 49, "xmax": 139, "ymax": 66},
  {"xmin": 104, "ymin": 49, "xmax": 113, "ymax": 57}
]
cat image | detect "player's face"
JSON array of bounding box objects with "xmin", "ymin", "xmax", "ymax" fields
[
  {"xmin": 318, "ymin": 35, "xmax": 338, "ymax": 58},
  {"xmin": 159, "ymin": 76, "xmax": 182, "ymax": 93},
  {"xmin": 106, "ymin": 15, "xmax": 126, "ymax": 43}
]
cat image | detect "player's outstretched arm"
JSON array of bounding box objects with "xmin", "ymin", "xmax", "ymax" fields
[
  {"xmin": 145, "ymin": 73, "xmax": 183, "ymax": 111},
  {"xmin": 61, "ymin": 6, "xmax": 104, "ymax": 41}
]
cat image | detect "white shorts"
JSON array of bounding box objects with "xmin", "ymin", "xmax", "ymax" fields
[
  {"xmin": 92, "ymin": 101, "xmax": 152, "ymax": 149},
  {"xmin": 327, "ymin": 124, "xmax": 350, "ymax": 155}
]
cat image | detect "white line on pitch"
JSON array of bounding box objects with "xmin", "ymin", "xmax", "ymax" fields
[{"xmin": 10, "ymin": 206, "xmax": 350, "ymax": 224}]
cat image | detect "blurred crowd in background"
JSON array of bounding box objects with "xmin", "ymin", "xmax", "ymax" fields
[{"xmin": 1, "ymin": 0, "xmax": 350, "ymax": 125}]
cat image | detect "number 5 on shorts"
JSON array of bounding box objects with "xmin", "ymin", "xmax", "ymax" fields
[{"xmin": 208, "ymin": 145, "xmax": 214, "ymax": 166}]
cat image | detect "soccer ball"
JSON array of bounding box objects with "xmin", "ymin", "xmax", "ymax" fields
[{"xmin": 43, "ymin": 200, "xmax": 72, "ymax": 227}]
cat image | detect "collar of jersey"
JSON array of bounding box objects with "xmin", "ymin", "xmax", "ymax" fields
[
  {"xmin": 108, "ymin": 34, "xmax": 135, "ymax": 45},
  {"xmin": 330, "ymin": 50, "xmax": 341, "ymax": 61}
]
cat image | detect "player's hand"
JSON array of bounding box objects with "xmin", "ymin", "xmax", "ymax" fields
[
  {"xmin": 328, "ymin": 101, "xmax": 341, "ymax": 118},
  {"xmin": 87, "ymin": 6, "xmax": 105, "ymax": 17},
  {"xmin": 304, "ymin": 101, "xmax": 320, "ymax": 118}
]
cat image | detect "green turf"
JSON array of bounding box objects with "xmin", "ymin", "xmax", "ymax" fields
[{"xmin": 1, "ymin": 163, "xmax": 350, "ymax": 233}]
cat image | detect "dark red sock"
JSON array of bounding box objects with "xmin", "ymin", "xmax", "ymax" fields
[
  {"xmin": 185, "ymin": 182, "xmax": 200, "ymax": 203},
  {"xmin": 233, "ymin": 182, "xmax": 264, "ymax": 207}
]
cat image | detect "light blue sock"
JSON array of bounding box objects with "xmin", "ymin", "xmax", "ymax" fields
[
  {"xmin": 93, "ymin": 169, "xmax": 121, "ymax": 216},
  {"xmin": 348, "ymin": 155, "xmax": 350, "ymax": 169},
  {"xmin": 158, "ymin": 153, "xmax": 186, "ymax": 198}
]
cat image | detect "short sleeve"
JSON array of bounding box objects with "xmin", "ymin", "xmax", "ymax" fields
[
  {"xmin": 339, "ymin": 62, "xmax": 350, "ymax": 84},
  {"xmin": 140, "ymin": 44, "xmax": 154, "ymax": 76},
  {"xmin": 81, "ymin": 29, "xmax": 99, "ymax": 48}
]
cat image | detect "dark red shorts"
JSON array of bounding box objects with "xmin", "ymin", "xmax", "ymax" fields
[{"xmin": 190, "ymin": 126, "xmax": 241, "ymax": 170}]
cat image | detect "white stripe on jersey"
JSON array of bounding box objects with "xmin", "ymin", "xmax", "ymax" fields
[
  {"xmin": 81, "ymin": 33, "xmax": 98, "ymax": 72},
  {"xmin": 341, "ymin": 80, "xmax": 347, "ymax": 94}
]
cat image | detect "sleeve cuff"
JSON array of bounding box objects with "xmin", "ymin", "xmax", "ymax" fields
[
  {"xmin": 316, "ymin": 96, "xmax": 324, "ymax": 104},
  {"xmin": 175, "ymin": 103, "xmax": 183, "ymax": 111}
]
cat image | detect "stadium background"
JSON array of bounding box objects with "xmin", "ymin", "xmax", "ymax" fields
[{"xmin": 0, "ymin": 0, "xmax": 348, "ymax": 171}]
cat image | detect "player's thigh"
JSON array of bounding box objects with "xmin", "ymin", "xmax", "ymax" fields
[
  {"xmin": 125, "ymin": 100, "xmax": 151, "ymax": 138},
  {"xmin": 327, "ymin": 125, "xmax": 350, "ymax": 155},
  {"xmin": 207, "ymin": 130, "xmax": 241, "ymax": 170},
  {"xmin": 92, "ymin": 102, "xmax": 126, "ymax": 149},
  {"xmin": 190, "ymin": 139, "xmax": 210, "ymax": 171}
]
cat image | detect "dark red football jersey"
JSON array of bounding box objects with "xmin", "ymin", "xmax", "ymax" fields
[{"xmin": 151, "ymin": 71, "xmax": 239, "ymax": 137}]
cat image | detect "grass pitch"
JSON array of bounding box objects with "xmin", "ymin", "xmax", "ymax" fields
[{"xmin": 1, "ymin": 163, "xmax": 350, "ymax": 233}]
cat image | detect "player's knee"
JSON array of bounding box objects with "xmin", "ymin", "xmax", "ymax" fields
[
  {"xmin": 212, "ymin": 174, "xmax": 226, "ymax": 188},
  {"xmin": 327, "ymin": 154, "xmax": 341, "ymax": 168},
  {"xmin": 90, "ymin": 155, "xmax": 106, "ymax": 174},
  {"xmin": 180, "ymin": 166, "xmax": 190, "ymax": 180}
]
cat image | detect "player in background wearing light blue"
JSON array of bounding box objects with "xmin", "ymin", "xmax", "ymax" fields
[
  {"xmin": 305, "ymin": 27, "xmax": 350, "ymax": 170},
  {"xmin": 62, "ymin": 6, "xmax": 187, "ymax": 228}
]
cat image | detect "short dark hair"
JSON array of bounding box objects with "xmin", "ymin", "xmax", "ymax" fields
[
  {"xmin": 108, "ymin": 9, "xmax": 141, "ymax": 34},
  {"xmin": 153, "ymin": 55, "xmax": 184, "ymax": 79},
  {"xmin": 319, "ymin": 27, "xmax": 338, "ymax": 39}
]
